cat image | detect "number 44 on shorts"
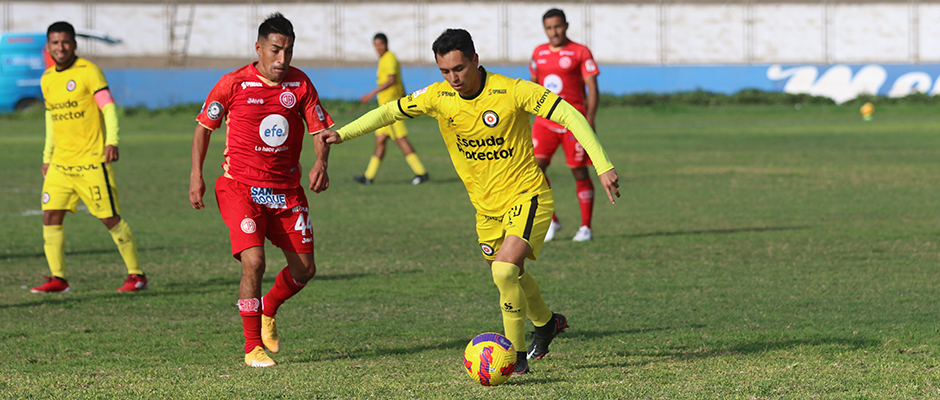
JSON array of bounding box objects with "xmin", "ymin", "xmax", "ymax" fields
[{"xmin": 294, "ymin": 212, "xmax": 313, "ymax": 235}]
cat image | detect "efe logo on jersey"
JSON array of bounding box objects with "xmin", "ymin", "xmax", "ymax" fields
[{"xmin": 259, "ymin": 114, "xmax": 289, "ymax": 147}]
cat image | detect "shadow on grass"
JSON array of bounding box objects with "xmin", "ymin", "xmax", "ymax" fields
[
  {"xmin": 574, "ymin": 336, "xmax": 881, "ymax": 370},
  {"xmin": 1, "ymin": 247, "xmax": 167, "ymax": 260},
  {"xmin": 2, "ymin": 271, "xmax": 410, "ymax": 310},
  {"xmin": 292, "ymin": 338, "xmax": 470, "ymax": 363},
  {"xmin": 626, "ymin": 226, "xmax": 810, "ymax": 239}
]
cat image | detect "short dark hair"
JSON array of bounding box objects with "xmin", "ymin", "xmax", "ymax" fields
[
  {"xmin": 374, "ymin": 33, "xmax": 387, "ymax": 44},
  {"xmin": 47, "ymin": 21, "xmax": 75, "ymax": 41},
  {"xmin": 543, "ymin": 8, "xmax": 567, "ymax": 24},
  {"xmin": 432, "ymin": 29, "xmax": 475, "ymax": 61},
  {"xmin": 258, "ymin": 12, "xmax": 295, "ymax": 42}
]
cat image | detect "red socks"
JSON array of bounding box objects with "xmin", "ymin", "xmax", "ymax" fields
[
  {"xmin": 238, "ymin": 298, "xmax": 262, "ymax": 353},
  {"xmin": 262, "ymin": 267, "xmax": 307, "ymax": 318},
  {"xmin": 576, "ymin": 178, "xmax": 595, "ymax": 228}
]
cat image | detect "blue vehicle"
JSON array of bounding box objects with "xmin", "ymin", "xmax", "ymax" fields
[{"xmin": 0, "ymin": 32, "xmax": 50, "ymax": 112}]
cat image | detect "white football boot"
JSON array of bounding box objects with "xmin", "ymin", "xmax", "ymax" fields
[
  {"xmin": 572, "ymin": 225, "xmax": 593, "ymax": 242},
  {"xmin": 544, "ymin": 220, "xmax": 561, "ymax": 242}
]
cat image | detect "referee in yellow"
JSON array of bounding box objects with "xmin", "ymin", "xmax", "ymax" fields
[
  {"xmin": 354, "ymin": 33, "xmax": 429, "ymax": 185},
  {"xmin": 31, "ymin": 21, "xmax": 147, "ymax": 293},
  {"xmin": 320, "ymin": 29, "xmax": 620, "ymax": 375}
]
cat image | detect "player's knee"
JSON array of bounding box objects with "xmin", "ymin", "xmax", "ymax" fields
[
  {"xmin": 491, "ymin": 262, "xmax": 520, "ymax": 287},
  {"xmin": 241, "ymin": 254, "xmax": 265, "ymax": 271},
  {"xmin": 572, "ymin": 167, "xmax": 590, "ymax": 181}
]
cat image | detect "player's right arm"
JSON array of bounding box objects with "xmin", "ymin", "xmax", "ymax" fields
[
  {"xmin": 321, "ymin": 87, "xmax": 434, "ymax": 145},
  {"xmin": 42, "ymin": 109, "xmax": 54, "ymax": 177},
  {"xmin": 189, "ymin": 78, "xmax": 232, "ymax": 209},
  {"xmin": 189, "ymin": 124, "xmax": 213, "ymax": 210}
]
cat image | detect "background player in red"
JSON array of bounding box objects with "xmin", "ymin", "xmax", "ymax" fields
[
  {"xmin": 530, "ymin": 8, "xmax": 601, "ymax": 242},
  {"xmin": 188, "ymin": 13, "xmax": 334, "ymax": 368}
]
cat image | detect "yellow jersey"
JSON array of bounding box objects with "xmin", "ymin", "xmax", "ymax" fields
[
  {"xmin": 41, "ymin": 58, "xmax": 110, "ymax": 166},
  {"xmin": 339, "ymin": 67, "xmax": 614, "ymax": 216},
  {"xmin": 376, "ymin": 51, "xmax": 405, "ymax": 105}
]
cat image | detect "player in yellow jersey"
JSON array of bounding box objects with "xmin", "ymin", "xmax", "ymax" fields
[
  {"xmin": 354, "ymin": 33, "xmax": 429, "ymax": 185},
  {"xmin": 31, "ymin": 21, "xmax": 147, "ymax": 294},
  {"xmin": 319, "ymin": 29, "xmax": 620, "ymax": 375}
]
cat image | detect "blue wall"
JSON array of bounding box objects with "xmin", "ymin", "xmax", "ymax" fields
[{"xmin": 102, "ymin": 64, "xmax": 940, "ymax": 109}]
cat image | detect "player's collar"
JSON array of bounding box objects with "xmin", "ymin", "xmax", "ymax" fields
[
  {"xmin": 460, "ymin": 66, "xmax": 487, "ymax": 101},
  {"xmin": 55, "ymin": 56, "xmax": 78, "ymax": 72}
]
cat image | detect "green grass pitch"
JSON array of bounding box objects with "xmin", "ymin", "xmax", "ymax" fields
[{"xmin": 2, "ymin": 103, "xmax": 940, "ymax": 398}]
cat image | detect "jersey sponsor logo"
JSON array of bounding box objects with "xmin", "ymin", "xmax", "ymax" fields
[
  {"xmin": 559, "ymin": 56, "xmax": 572, "ymax": 69},
  {"xmin": 585, "ymin": 59, "xmax": 597, "ymax": 72},
  {"xmin": 279, "ymin": 91, "xmax": 297, "ymax": 109},
  {"xmin": 259, "ymin": 114, "xmax": 290, "ymax": 147},
  {"xmin": 538, "ymin": 49, "xmax": 551, "ymax": 56},
  {"xmin": 206, "ymin": 101, "xmax": 224, "ymax": 120},
  {"xmin": 42, "ymin": 192, "xmax": 50, "ymax": 204},
  {"xmin": 480, "ymin": 243, "xmax": 495, "ymax": 256},
  {"xmin": 240, "ymin": 218, "xmax": 257, "ymax": 234},
  {"xmin": 560, "ymin": 50, "xmax": 576, "ymax": 56},
  {"xmin": 281, "ymin": 81, "xmax": 301, "ymax": 88},
  {"xmin": 482, "ymin": 110, "xmax": 499, "ymax": 127},
  {"xmin": 241, "ymin": 81, "xmax": 263, "ymax": 90},
  {"xmin": 53, "ymin": 164, "xmax": 99, "ymax": 172},
  {"xmin": 487, "ymin": 89, "xmax": 507, "ymax": 96},
  {"xmin": 411, "ymin": 87, "xmax": 428, "ymax": 98},
  {"xmin": 250, "ymin": 187, "xmax": 288, "ymax": 208},
  {"xmin": 537, "ymin": 59, "xmax": 547, "ymax": 64},
  {"xmin": 66, "ymin": 80, "xmax": 76, "ymax": 91},
  {"xmin": 533, "ymin": 89, "xmax": 551, "ymax": 114},
  {"xmin": 455, "ymin": 134, "xmax": 515, "ymax": 162},
  {"xmin": 247, "ymin": 98, "xmax": 264, "ymax": 104},
  {"xmin": 437, "ymin": 90, "xmax": 455, "ymax": 97},
  {"xmin": 48, "ymin": 99, "xmax": 78, "ymax": 110},
  {"xmin": 315, "ymin": 104, "xmax": 325, "ymax": 121}
]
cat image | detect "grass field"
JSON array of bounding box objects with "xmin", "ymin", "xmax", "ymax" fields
[{"xmin": 3, "ymin": 103, "xmax": 940, "ymax": 399}]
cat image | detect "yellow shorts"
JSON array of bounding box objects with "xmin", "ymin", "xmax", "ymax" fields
[
  {"xmin": 41, "ymin": 162, "xmax": 121, "ymax": 219},
  {"xmin": 376, "ymin": 119, "xmax": 408, "ymax": 140},
  {"xmin": 476, "ymin": 190, "xmax": 555, "ymax": 261}
]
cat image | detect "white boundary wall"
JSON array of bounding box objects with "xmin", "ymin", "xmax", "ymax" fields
[{"xmin": 3, "ymin": 1, "xmax": 938, "ymax": 64}]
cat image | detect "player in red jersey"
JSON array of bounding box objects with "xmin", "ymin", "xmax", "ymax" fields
[
  {"xmin": 188, "ymin": 13, "xmax": 334, "ymax": 368},
  {"xmin": 530, "ymin": 8, "xmax": 601, "ymax": 242}
]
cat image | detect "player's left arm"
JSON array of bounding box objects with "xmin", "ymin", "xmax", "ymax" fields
[
  {"xmin": 584, "ymin": 74, "xmax": 599, "ymax": 131},
  {"xmin": 518, "ymin": 80, "xmax": 620, "ymax": 203},
  {"xmin": 90, "ymin": 66, "xmax": 120, "ymax": 163},
  {"xmin": 302, "ymin": 82, "xmax": 336, "ymax": 193},
  {"xmin": 581, "ymin": 48, "xmax": 600, "ymax": 131}
]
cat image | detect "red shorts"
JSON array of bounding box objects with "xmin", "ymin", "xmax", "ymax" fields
[
  {"xmin": 532, "ymin": 117, "xmax": 593, "ymax": 169},
  {"xmin": 215, "ymin": 176, "xmax": 314, "ymax": 259}
]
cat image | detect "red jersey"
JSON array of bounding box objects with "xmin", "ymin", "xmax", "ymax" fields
[
  {"xmin": 197, "ymin": 63, "xmax": 334, "ymax": 189},
  {"xmin": 529, "ymin": 41, "xmax": 599, "ymax": 118}
]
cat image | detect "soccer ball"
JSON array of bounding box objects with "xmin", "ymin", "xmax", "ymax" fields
[{"xmin": 463, "ymin": 332, "xmax": 517, "ymax": 386}]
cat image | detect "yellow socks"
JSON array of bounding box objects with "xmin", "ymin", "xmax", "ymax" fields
[
  {"xmin": 109, "ymin": 219, "xmax": 143, "ymax": 275},
  {"xmin": 405, "ymin": 153, "xmax": 426, "ymax": 175},
  {"xmin": 518, "ymin": 271, "xmax": 552, "ymax": 328},
  {"xmin": 43, "ymin": 225, "xmax": 66, "ymax": 279},
  {"xmin": 364, "ymin": 156, "xmax": 381, "ymax": 180},
  {"xmin": 491, "ymin": 261, "xmax": 526, "ymax": 351}
]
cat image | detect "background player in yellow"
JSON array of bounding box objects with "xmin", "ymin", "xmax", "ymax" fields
[
  {"xmin": 31, "ymin": 21, "xmax": 147, "ymax": 294},
  {"xmin": 320, "ymin": 29, "xmax": 620, "ymax": 375},
  {"xmin": 354, "ymin": 33, "xmax": 429, "ymax": 185}
]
